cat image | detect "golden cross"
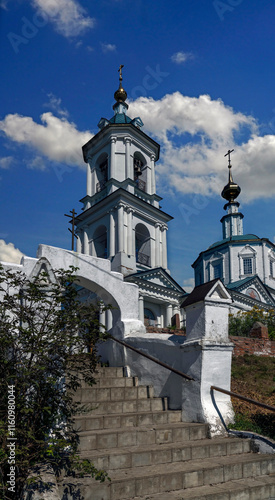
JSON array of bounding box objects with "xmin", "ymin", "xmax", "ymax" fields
[
  {"xmin": 224, "ymin": 149, "xmax": 234, "ymax": 168},
  {"xmin": 118, "ymin": 64, "xmax": 124, "ymax": 82}
]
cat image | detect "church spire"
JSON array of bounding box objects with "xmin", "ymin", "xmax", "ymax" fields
[
  {"xmin": 113, "ymin": 64, "xmax": 129, "ymax": 114},
  {"xmin": 220, "ymin": 149, "xmax": 244, "ymax": 239},
  {"xmin": 221, "ymin": 149, "xmax": 241, "ymax": 204}
]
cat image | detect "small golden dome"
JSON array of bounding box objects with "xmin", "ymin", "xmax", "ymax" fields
[
  {"xmin": 114, "ymin": 64, "xmax": 127, "ymax": 103},
  {"xmin": 114, "ymin": 84, "xmax": 127, "ymax": 103}
]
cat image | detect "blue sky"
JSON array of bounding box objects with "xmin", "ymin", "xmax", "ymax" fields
[{"xmin": 1, "ymin": 0, "xmax": 275, "ymax": 291}]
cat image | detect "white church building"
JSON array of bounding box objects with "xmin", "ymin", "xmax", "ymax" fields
[
  {"xmin": 73, "ymin": 70, "xmax": 186, "ymax": 328},
  {"xmin": 192, "ymin": 151, "xmax": 275, "ymax": 312}
]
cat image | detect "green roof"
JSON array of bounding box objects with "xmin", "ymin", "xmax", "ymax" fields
[
  {"xmin": 208, "ymin": 234, "xmax": 260, "ymax": 250},
  {"xmin": 109, "ymin": 113, "xmax": 133, "ymax": 124}
]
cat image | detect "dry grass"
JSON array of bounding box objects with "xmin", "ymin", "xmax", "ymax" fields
[{"xmin": 230, "ymin": 354, "xmax": 275, "ymax": 440}]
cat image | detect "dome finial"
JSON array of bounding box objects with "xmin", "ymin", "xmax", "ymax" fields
[
  {"xmin": 114, "ymin": 64, "xmax": 127, "ymax": 103},
  {"xmin": 221, "ymin": 149, "xmax": 241, "ymax": 203}
]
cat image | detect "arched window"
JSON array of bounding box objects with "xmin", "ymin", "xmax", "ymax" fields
[
  {"xmin": 93, "ymin": 225, "xmax": 107, "ymax": 259},
  {"xmin": 144, "ymin": 308, "xmax": 156, "ymax": 326},
  {"xmin": 135, "ymin": 223, "xmax": 151, "ymax": 267},
  {"xmin": 133, "ymin": 152, "xmax": 146, "ymax": 192},
  {"xmin": 96, "ymin": 153, "xmax": 108, "ymax": 192}
]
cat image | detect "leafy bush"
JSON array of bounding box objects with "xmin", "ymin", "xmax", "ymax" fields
[
  {"xmin": 229, "ymin": 306, "xmax": 275, "ymax": 339},
  {"xmin": 0, "ymin": 265, "xmax": 110, "ymax": 499}
]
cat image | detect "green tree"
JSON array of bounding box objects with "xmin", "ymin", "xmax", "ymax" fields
[
  {"xmin": 229, "ymin": 305, "xmax": 275, "ymax": 340},
  {"xmin": 0, "ymin": 264, "xmax": 110, "ymax": 499}
]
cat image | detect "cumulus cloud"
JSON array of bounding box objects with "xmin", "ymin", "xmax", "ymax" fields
[
  {"xmin": 130, "ymin": 92, "xmax": 275, "ymax": 202},
  {"xmin": 171, "ymin": 51, "xmax": 194, "ymax": 64},
  {"xmin": 101, "ymin": 42, "xmax": 116, "ymax": 53},
  {"xmin": 0, "ymin": 113, "xmax": 92, "ymax": 168},
  {"xmin": 31, "ymin": 0, "xmax": 95, "ymax": 37},
  {"xmin": 0, "ymin": 240, "xmax": 24, "ymax": 264},
  {"xmin": 1, "ymin": 90, "xmax": 275, "ymax": 202}
]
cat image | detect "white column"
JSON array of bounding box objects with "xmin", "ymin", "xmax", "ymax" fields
[
  {"xmin": 125, "ymin": 137, "xmax": 132, "ymax": 179},
  {"xmin": 146, "ymin": 165, "xmax": 152, "ymax": 194},
  {"xmin": 109, "ymin": 209, "xmax": 115, "ymax": 258},
  {"xmin": 99, "ymin": 304, "xmax": 106, "ymax": 333},
  {"xmin": 155, "ymin": 223, "xmax": 160, "ymax": 267},
  {"xmin": 87, "ymin": 163, "xmax": 92, "ymax": 196},
  {"xmin": 151, "ymin": 155, "xmax": 156, "ymax": 194},
  {"xmin": 118, "ymin": 204, "xmax": 124, "ymax": 253},
  {"xmin": 76, "ymin": 231, "xmax": 82, "ymax": 253},
  {"xmin": 110, "ymin": 137, "xmax": 116, "ymax": 179},
  {"xmin": 90, "ymin": 238, "xmax": 96, "ymax": 257},
  {"xmin": 166, "ymin": 304, "xmax": 173, "ymax": 327},
  {"xmin": 139, "ymin": 295, "xmax": 144, "ymax": 322},
  {"xmin": 106, "ymin": 308, "xmax": 113, "ymax": 331},
  {"xmin": 83, "ymin": 227, "xmax": 89, "ymax": 255},
  {"xmin": 127, "ymin": 208, "xmax": 133, "ymax": 256},
  {"xmin": 91, "ymin": 167, "xmax": 96, "ymax": 196},
  {"xmin": 161, "ymin": 225, "xmax": 168, "ymax": 270}
]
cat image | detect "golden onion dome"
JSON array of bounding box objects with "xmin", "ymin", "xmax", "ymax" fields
[{"xmin": 114, "ymin": 64, "xmax": 127, "ymax": 103}]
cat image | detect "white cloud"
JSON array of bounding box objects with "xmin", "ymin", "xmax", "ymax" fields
[
  {"xmin": 101, "ymin": 42, "xmax": 116, "ymax": 53},
  {"xmin": 32, "ymin": 0, "xmax": 95, "ymax": 37},
  {"xmin": 182, "ymin": 277, "xmax": 195, "ymax": 293},
  {"xmin": 27, "ymin": 156, "xmax": 47, "ymax": 170},
  {"xmin": 0, "ymin": 240, "xmax": 24, "ymax": 264},
  {"xmin": 171, "ymin": 51, "xmax": 194, "ymax": 64},
  {"xmin": 129, "ymin": 92, "xmax": 275, "ymax": 201},
  {"xmin": 0, "ymin": 156, "xmax": 13, "ymax": 169},
  {"xmin": 0, "ymin": 112, "xmax": 92, "ymax": 168},
  {"xmin": 44, "ymin": 93, "xmax": 69, "ymax": 118}
]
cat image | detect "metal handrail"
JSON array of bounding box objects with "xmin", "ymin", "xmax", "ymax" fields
[
  {"xmin": 109, "ymin": 335, "xmax": 194, "ymax": 381},
  {"xmin": 211, "ymin": 385, "xmax": 275, "ymax": 412}
]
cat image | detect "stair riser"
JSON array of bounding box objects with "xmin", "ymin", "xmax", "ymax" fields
[
  {"xmin": 75, "ymin": 397, "xmax": 168, "ymax": 415},
  {"xmin": 79, "ymin": 424, "xmax": 208, "ymax": 452},
  {"xmin": 73, "ymin": 457, "xmax": 275, "ymax": 500},
  {"xmin": 74, "ymin": 410, "xmax": 182, "ymax": 431},
  {"xmin": 73, "ymin": 385, "xmax": 154, "ymax": 403},
  {"xmin": 90, "ymin": 439, "xmax": 251, "ymax": 471},
  {"xmin": 80, "ymin": 376, "xmax": 139, "ymax": 389}
]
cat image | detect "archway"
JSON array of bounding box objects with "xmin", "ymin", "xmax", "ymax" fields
[{"xmin": 21, "ymin": 244, "xmax": 146, "ymax": 340}]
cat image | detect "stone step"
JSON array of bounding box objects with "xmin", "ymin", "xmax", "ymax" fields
[
  {"xmin": 80, "ymin": 375, "xmax": 139, "ymax": 389},
  {"xmin": 75, "ymin": 396, "xmax": 169, "ymax": 415},
  {"xmin": 80, "ymin": 436, "xmax": 252, "ymax": 471},
  {"xmin": 58, "ymin": 453, "xmax": 275, "ymax": 500},
  {"xmin": 94, "ymin": 366, "xmax": 124, "ymax": 378},
  {"xmin": 78, "ymin": 422, "xmax": 209, "ymax": 452},
  {"xmin": 73, "ymin": 384, "xmax": 154, "ymax": 403},
  {"xmin": 128, "ymin": 474, "xmax": 275, "ymax": 500},
  {"xmin": 74, "ymin": 409, "xmax": 182, "ymax": 431}
]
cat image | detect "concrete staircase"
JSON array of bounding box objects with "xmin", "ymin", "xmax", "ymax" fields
[{"xmin": 59, "ymin": 365, "xmax": 275, "ymax": 500}]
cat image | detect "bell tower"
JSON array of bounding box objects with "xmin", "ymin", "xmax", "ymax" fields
[{"xmin": 75, "ymin": 68, "xmax": 172, "ymax": 277}]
